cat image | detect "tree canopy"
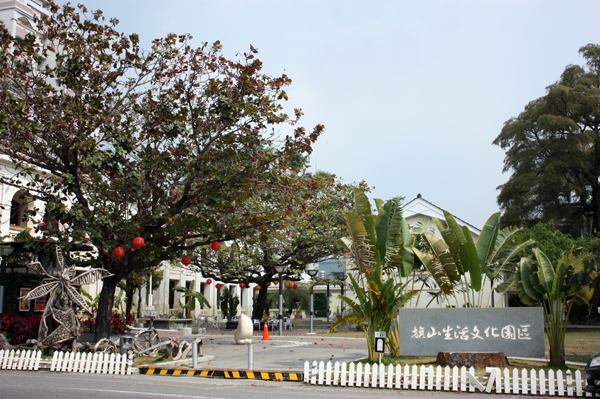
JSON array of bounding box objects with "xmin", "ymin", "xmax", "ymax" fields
[
  {"xmin": 189, "ymin": 171, "xmax": 365, "ymax": 319},
  {"xmin": 493, "ymin": 44, "xmax": 600, "ymax": 236},
  {"xmin": 0, "ymin": 3, "xmax": 323, "ymax": 338}
]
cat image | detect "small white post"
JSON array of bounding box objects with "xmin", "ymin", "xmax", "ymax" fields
[
  {"xmin": 557, "ymin": 370, "xmax": 564, "ymax": 396},
  {"xmin": 566, "ymin": 369, "xmax": 573, "ymax": 397},
  {"xmin": 575, "ymin": 370, "xmax": 583, "ymax": 397},
  {"xmin": 395, "ymin": 364, "xmax": 402, "ymax": 389},
  {"xmin": 340, "ymin": 362, "xmax": 347, "ymax": 387},
  {"xmin": 348, "ymin": 362, "xmax": 355, "ymax": 387},
  {"xmin": 310, "ymin": 361, "xmax": 318, "ymax": 385},
  {"xmin": 318, "ymin": 361, "xmax": 325, "ymax": 385},
  {"xmin": 540, "ymin": 369, "xmax": 547, "ymax": 396},
  {"xmin": 303, "ymin": 361, "xmax": 310, "ymax": 383},
  {"xmin": 333, "ymin": 361, "xmax": 340, "ymax": 386}
]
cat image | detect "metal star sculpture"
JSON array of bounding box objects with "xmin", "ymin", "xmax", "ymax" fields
[{"xmin": 20, "ymin": 246, "xmax": 113, "ymax": 351}]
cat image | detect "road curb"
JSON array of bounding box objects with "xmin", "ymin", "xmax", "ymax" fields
[{"xmin": 138, "ymin": 365, "xmax": 303, "ymax": 381}]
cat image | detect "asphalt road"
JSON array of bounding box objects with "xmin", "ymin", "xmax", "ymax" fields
[{"xmin": 0, "ymin": 370, "xmax": 526, "ymax": 399}]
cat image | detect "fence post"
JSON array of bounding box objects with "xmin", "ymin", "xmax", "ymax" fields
[{"xmin": 340, "ymin": 362, "xmax": 347, "ymax": 387}]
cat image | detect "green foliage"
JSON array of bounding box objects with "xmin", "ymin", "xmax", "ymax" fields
[
  {"xmin": 493, "ymin": 44, "xmax": 600, "ymax": 236},
  {"xmin": 192, "ymin": 172, "xmax": 367, "ymax": 320},
  {"xmin": 515, "ymin": 221, "xmax": 577, "ymax": 264},
  {"xmin": 282, "ymin": 284, "xmax": 310, "ymax": 314},
  {"xmin": 219, "ymin": 287, "xmax": 239, "ymax": 322},
  {"xmin": 313, "ymin": 293, "xmax": 328, "ymax": 316},
  {"xmin": 173, "ymin": 280, "xmax": 210, "ymax": 318},
  {"xmin": 334, "ymin": 189, "xmax": 418, "ymax": 360},
  {"xmin": 0, "ymin": 4, "xmax": 324, "ymax": 338},
  {"xmin": 413, "ymin": 212, "xmax": 533, "ymax": 307},
  {"xmin": 498, "ymin": 247, "xmax": 596, "ymax": 365}
]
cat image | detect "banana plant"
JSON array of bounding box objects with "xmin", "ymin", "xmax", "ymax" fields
[
  {"xmin": 330, "ymin": 262, "xmax": 418, "ymax": 361},
  {"xmin": 339, "ymin": 188, "xmax": 415, "ymax": 279},
  {"xmin": 335, "ymin": 189, "xmax": 417, "ymax": 359},
  {"xmin": 173, "ymin": 280, "xmax": 211, "ymax": 318},
  {"xmin": 497, "ymin": 247, "xmax": 596, "ymax": 365},
  {"xmin": 413, "ymin": 211, "xmax": 534, "ymax": 307}
]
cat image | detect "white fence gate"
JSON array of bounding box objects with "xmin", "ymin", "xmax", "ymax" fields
[{"xmin": 304, "ymin": 361, "xmax": 592, "ymax": 396}]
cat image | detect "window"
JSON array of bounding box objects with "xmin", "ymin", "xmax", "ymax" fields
[
  {"xmin": 169, "ymin": 280, "xmax": 178, "ymax": 309},
  {"xmin": 10, "ymin": 192, "xmax": 30, "ymax": 228},
  {"xmin": 200, "ymin": 283, "xmax": 206, "ymax": 309}
]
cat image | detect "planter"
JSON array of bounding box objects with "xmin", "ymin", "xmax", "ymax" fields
[{"xmin": 294, "ymin": 315, "xmax": 302, "ymax": 319}]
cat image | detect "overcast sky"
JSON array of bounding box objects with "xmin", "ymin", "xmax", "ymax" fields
[{"xmin": 59, "ymin": 0, "xmax": 600, "ymax": 229}]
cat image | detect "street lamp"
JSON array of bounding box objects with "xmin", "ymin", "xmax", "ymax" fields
[
  {"xmin": 306, "ymin": 266, "xmax": 319, "ymax": 334},
  {"xmin": 333, "ymin": 271, "xmax": 347, "ymax": 318},
  {"xmin": 0, "ymin": 246, "xmax": 15, "ymax": 315},
  {"xmin": 274, "ymin": 264, "xmax": 289, "ymax": 336}
]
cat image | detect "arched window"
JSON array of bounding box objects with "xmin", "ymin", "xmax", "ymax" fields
[{"xmin": 9, "ymin": 191, "xmax": 30, "ymax": 228}]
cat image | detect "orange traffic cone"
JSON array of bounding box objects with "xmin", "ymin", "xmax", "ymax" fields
[{"xmin": 262, "ymin": 322, "xmax": 270, "ymax": 340}]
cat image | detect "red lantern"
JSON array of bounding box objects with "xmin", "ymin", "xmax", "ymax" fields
[
  {"xmin": 216, "ymin": 283, "xmax": 222, "ymax": 289},
  {"xmin": 240, "ymin": 283, "xmax": 246, "ymax": 289},
  {"xmin": 211, "ymin": 241, "xmax": 221, "ymax": 251},
  {"xmin": 293, "ymin": 284, "xmax": 298, "ymax": 289},
  {"xmin": 133, "ymin": 237, "xmax": 145, "ymax": 247},
  {"xmin": 267, "ymin": 282, "xmax": 272, "ymax": 287},
  {"xmin": 181, "ymin": 256, "xmax": 192, "ymax": 265},
  {"xmin": 255, "ymin": 286, "xmax": 261, "ymax": 290},
  {"xmin": 274, "ymin": 280, "xmax": 279, "ymax": 285},
  {"xmin": 206, "ymin": 279, "xmax": 212, "ymax": 284},
  {"xmin": 113, "ymin": 247, "xmax": 125, "ymax": 258}
]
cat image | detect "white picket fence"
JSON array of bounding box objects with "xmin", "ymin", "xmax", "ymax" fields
[
  {"xmin": 0, "ymin": 349, "xmax": 42, "ymax": 371},
  {"xmin": 304, "ymin": 361, "xmax": 592, "ymax": 396},
  {"xmin": 50, "ymin": 350, "xmax": 133, "ymax": 375},
  {"xmin": 0, "ymin": 349, "xmax": 133, "ymax": 375}
]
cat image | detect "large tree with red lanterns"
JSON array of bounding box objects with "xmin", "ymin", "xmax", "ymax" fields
[
  {"xmin": 190, "ymin": 172, "xmax": 367, "ymax": 320},
  {"xmin": 0, "ymin": 3, "xmax": 323, "ymax": 339}
]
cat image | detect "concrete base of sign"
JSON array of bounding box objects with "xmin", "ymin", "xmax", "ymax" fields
[{"xmin": 436, "ymin": 352, "xmax": 509, "ymax": 368}]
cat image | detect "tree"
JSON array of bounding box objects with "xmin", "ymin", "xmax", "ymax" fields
[
  {"xmin": 332, "ymin": 189, "xmax": 418, "ymax": 360},
  {"xmin": 413, "ymin": 211, "xmax": 534, "ymax": 307},
  {"xmin": 0, "ymin": 3, "xmax": 323, "ymax": 339},
  {"xmin": 493, "ymin": 44, "xmax": 600, "ymax": 236},
  {"xmin": 498, "ymin": 247, "xmax": 596, "ymax": 365},
  {"xmin": 219, "ymin": 287, "xmax": 239, "ymax": 322},
  {"xmin": 189, "ymin": 172, "xmax": 364, "ymax": 320},
  {"xmin": 118, "ymin": 267, "xmax": 163, "ymax": 321},
  {"xmin": 515, "ymin": 221, "xmax": 600, "ymax": 323}
]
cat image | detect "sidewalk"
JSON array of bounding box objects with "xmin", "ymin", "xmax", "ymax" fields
[{"xmin": 138, "ymin": 325, "xmax": 367, "ymax": 380}]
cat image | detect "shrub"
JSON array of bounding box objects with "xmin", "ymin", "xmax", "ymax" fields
[{"xmin": 0, "ymin": 311, "xmax": 41, "ymax": 345}]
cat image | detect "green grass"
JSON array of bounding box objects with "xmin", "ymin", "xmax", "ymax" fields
[{"xmin": 134, "ymin": 355, "xmax": 174, "ymax": 367}]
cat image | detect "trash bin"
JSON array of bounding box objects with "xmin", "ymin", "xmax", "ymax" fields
[{"xmin": 120, "ymin": 335, "xmax": 134, "ymax": 356}]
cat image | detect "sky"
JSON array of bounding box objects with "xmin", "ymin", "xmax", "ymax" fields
[{"xmin": 58, "ymin": 0, "xmax": 600, "ymax": 229}]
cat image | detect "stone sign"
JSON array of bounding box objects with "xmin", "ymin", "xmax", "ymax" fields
[{"xmin": 398, "ymin": 307, "xmax": 544, "ymax": 357}]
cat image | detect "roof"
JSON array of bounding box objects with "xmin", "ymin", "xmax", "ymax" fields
[{"xmin": 403, "ymin": 193, "xmax": 481, "ymax": 236}]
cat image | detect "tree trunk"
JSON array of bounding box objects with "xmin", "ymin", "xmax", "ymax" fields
[
  {"xmin": 252, "ymin": 283, "xmax": 270, "ymax": 320},
  {"xmin": 137, "ymin": 288, "xmax": 142, "ymax": 319},
  {"xmin": 124, "ymin": 285, "xmax": 134, "ymax": 322},
  {"xmin": 95, "ymin": 274, "xmax": 119, "ymax": 341}
]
